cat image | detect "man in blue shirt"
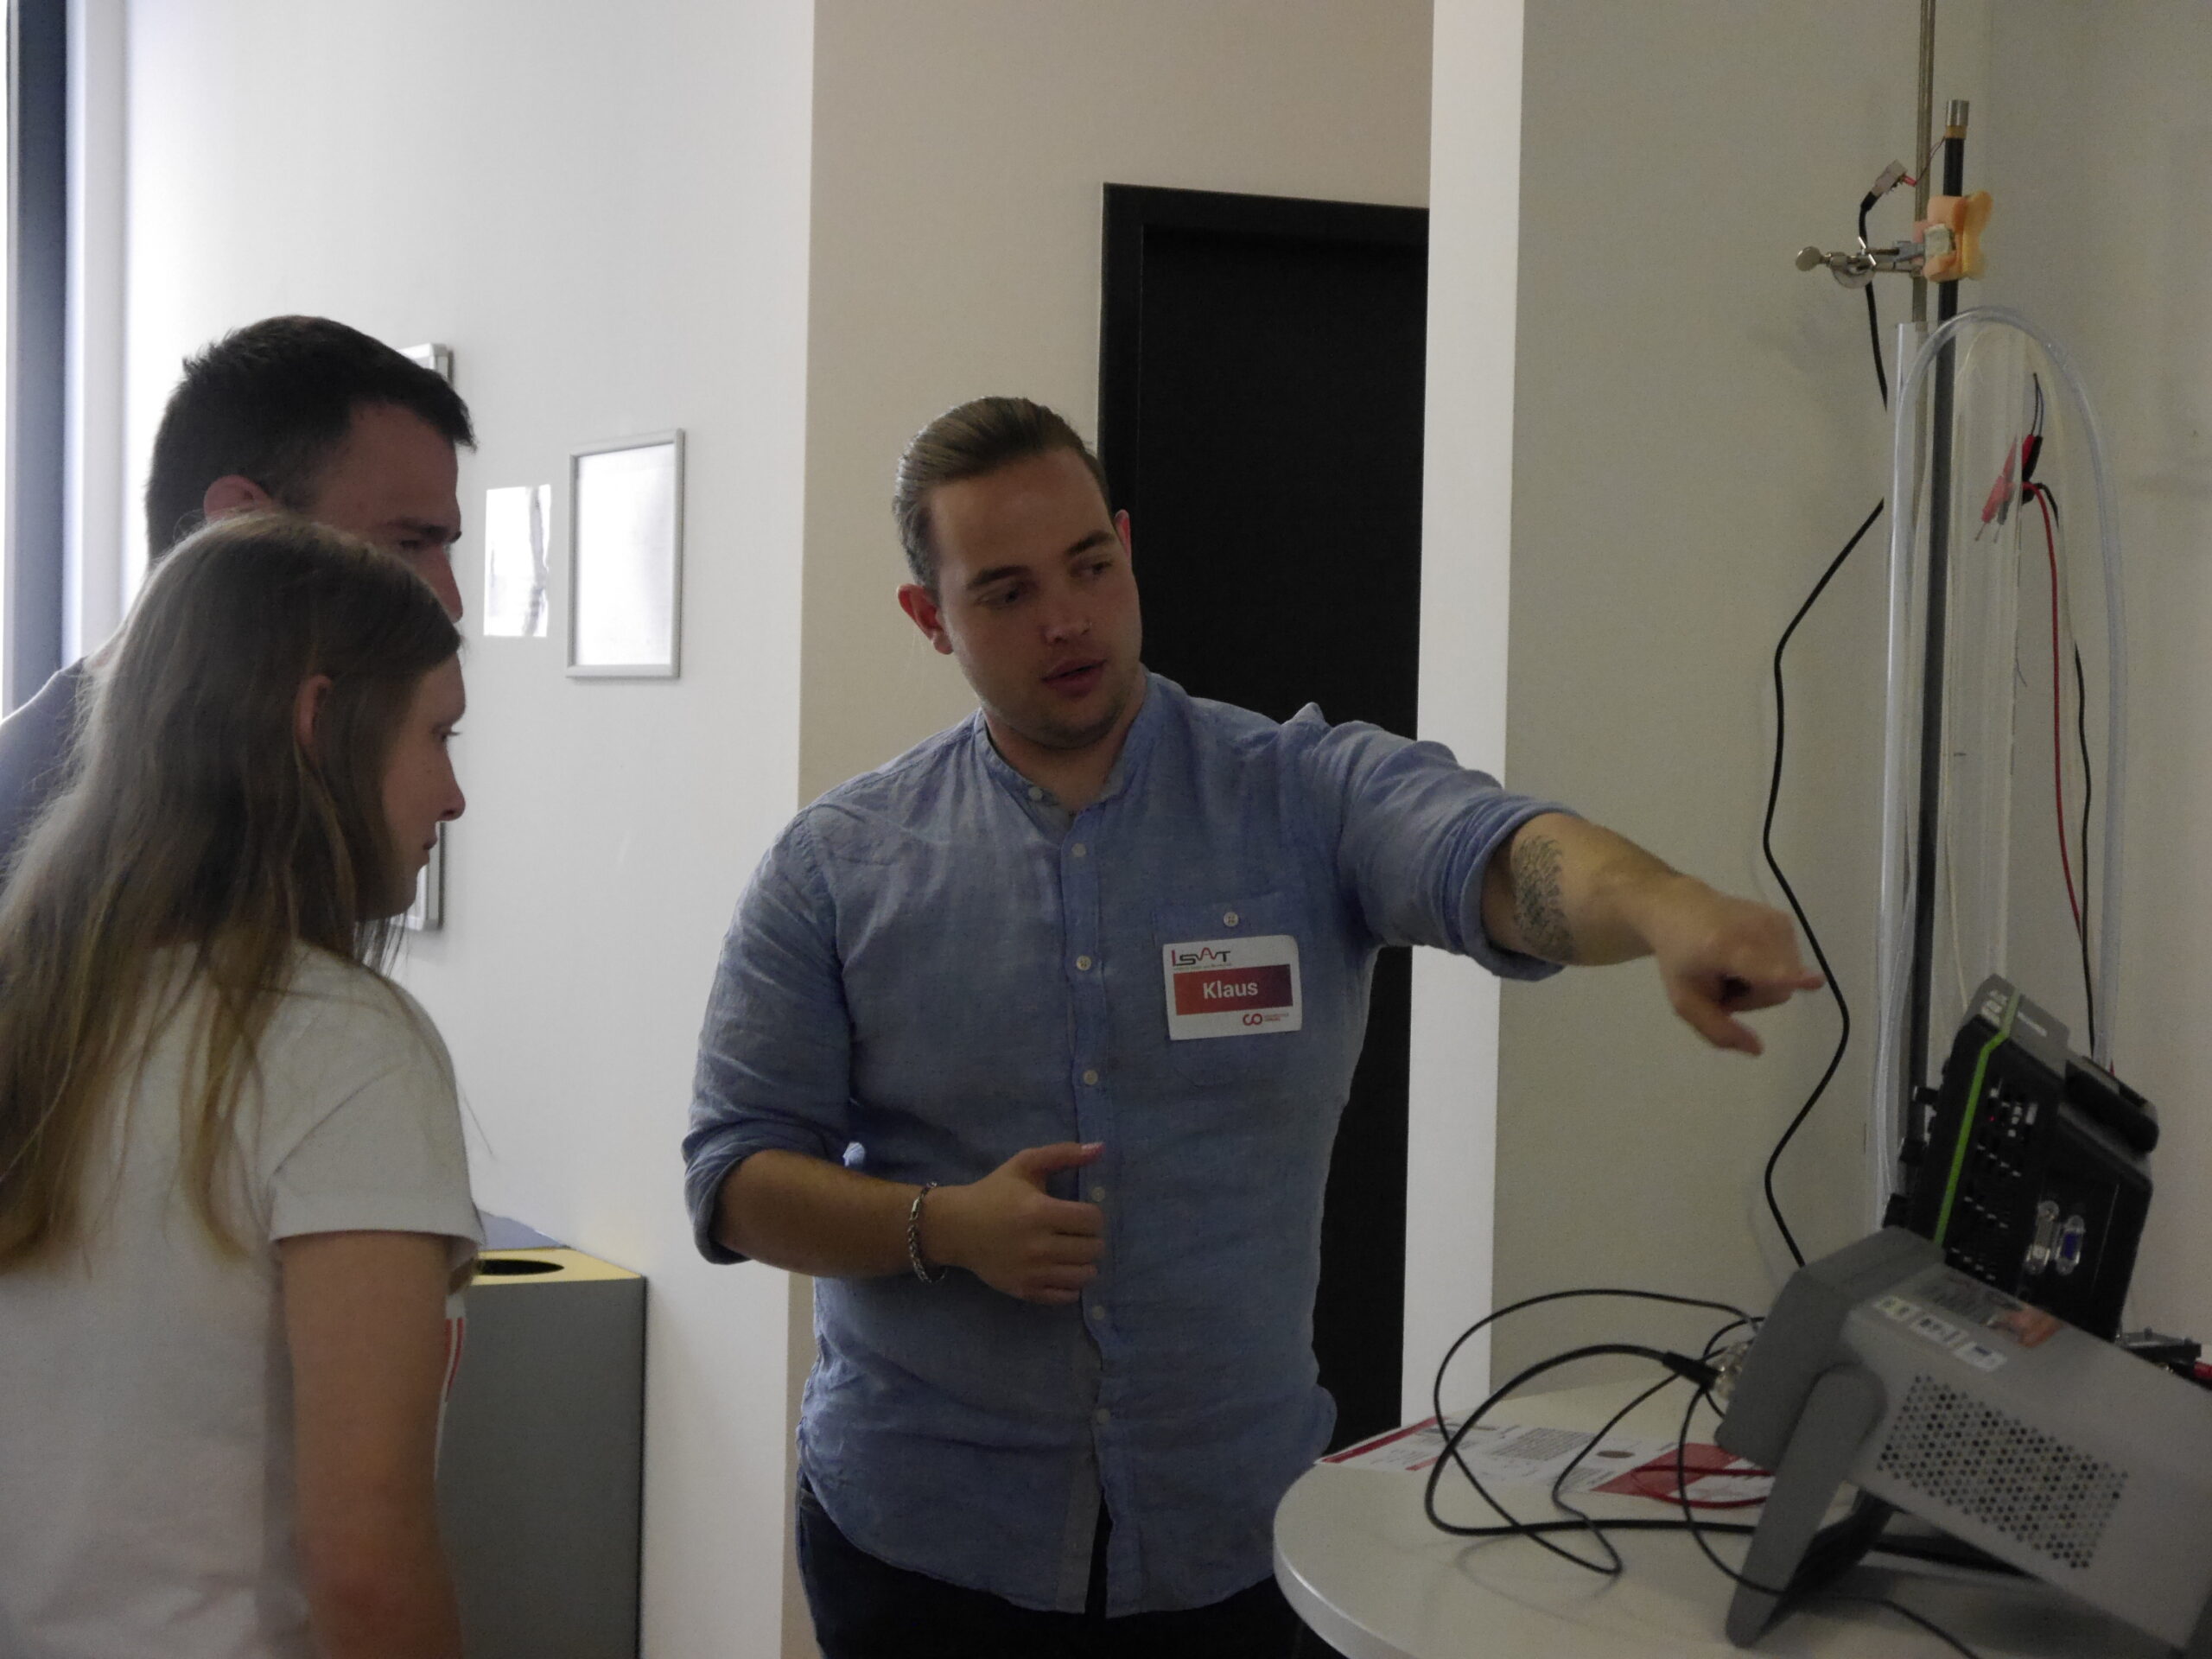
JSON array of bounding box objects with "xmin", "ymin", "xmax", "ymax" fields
[{"xmin": 685, "ymin": 397, "xmax": 1821, "ymax": 1657}]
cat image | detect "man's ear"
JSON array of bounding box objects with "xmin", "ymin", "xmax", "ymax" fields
[
  {"xmin": 292, "ymin": 674, "xmax": 334, "ymax": 752},
  {"xmin": 203, "ymin": 474, "xmax": 275, "ymax": 523},
  {"xmin": 897, "ymin": 583, "xmax": 956, "ymax": 657},
  {"xmin": 1114, "ymin": 508, "xmax": 1133, "ymax": 560}
]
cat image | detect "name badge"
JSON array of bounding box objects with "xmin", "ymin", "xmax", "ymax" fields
[{"xmin": 1161, "ymin": 934, "xmax": 1303, "ymax": 1039}]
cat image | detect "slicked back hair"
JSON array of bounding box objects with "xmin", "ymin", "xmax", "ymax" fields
[
  {"xmin": 893, "ymin": 397, "xmax": 1110, "ymax": 593},
  {"xmin": 143, "ymin": 315, "xmax": 475, "ymax": 559}
]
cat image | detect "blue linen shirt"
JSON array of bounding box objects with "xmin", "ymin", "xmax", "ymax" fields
[{"xmin": 684, "ymin": 674, "xmax": 1564, "ymax": 1615}]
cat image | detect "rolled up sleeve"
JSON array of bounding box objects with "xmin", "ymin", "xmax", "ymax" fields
[
  {"xmin": 684, "ymin": 817, "xmax": 855, "ymax": 1263},
  {"xmin": 1287, "ymin": 709, "xmax": 1571, "ymax": 980}
]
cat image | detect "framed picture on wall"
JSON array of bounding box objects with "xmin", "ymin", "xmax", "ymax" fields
[
  {"xmin": 399, "ymin": 340, "xmax": 454, "ymax": 931},
  {"xmin": 568, "ymin": 430, "xmax": 684, "ymax": 679},
  {"xmin": 483, "ymin": 483, "xmax": 553, "ymax": 638}
]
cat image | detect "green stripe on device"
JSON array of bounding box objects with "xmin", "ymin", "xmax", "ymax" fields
[{"xmin": 1933, "ymin": 988, "xmax": 2019, "ymax": 1248}]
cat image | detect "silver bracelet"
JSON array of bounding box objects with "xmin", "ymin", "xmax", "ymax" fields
[{"xmin": 906, "ymin": 1182, "xmax": 945, "ymax": 1284}]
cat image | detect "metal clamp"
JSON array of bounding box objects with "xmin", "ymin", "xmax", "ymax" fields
[{"xmin": 1795, "ymin": 240, "xmax": 1926, "ymax": 288}]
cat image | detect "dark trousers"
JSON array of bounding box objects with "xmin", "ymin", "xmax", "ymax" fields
[{"xmin": 795, "ymin": 1478, "xmax": 1324, "ymax": 1659}]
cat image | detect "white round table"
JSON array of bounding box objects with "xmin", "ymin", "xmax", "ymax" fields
[{"xmin": 1274, "ymin": 1385, "xmax": 2165, "ymax": 1659}]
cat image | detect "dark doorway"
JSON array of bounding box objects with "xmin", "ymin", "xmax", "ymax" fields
[{"xmin": 1098, "ymin": 183, "xmax": 1427, "ymax": 1448}]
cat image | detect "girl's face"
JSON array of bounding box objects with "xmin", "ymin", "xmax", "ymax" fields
[{"xmin": 380, "ymin": 657, "xmax": 467, "ymax": 909}]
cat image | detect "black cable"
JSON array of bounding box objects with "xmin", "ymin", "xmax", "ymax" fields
[
  {"xmin": 1670, "ymin": 1379, "xmax": 1775, "ymax": 1589},
  {"xmin": 1701, "ymin": 1332, "xmax": 1745, "ymax": 1370},
  {"xmin": 1429, "ymin": 1287, "xmax": 1754, "ymax": 1459},
  {"xmin": 1749, "ymin": 181, "xmax": 1902, "ymax": 1263},
  {"xmin": 1825, "ymin": 1594, "xmax": 1989, "ymax": 1658},
  {"xmin": 1859, "ymin": 198, "xmax": 1890, "ymax": 409},
  {"xmin": 1535, "ymin": 1310, "xmax": 1765, "ymax": 1544},
  {"xmin": 1759, "ymin": 499, "xmax": 1885, "ymax": 1265},
  {"xmin": 1413, "ymin": 1514, "xmax": 1758, "ymax": 1541},
  {"xmin": 1865, "ymin": 288, "xmax": 1888, "ymax": 409},
  {"xmin": 1699, "ymin": 1315, "xmax": 1758, "ymax": 1363},
  {"xmin": 1421, "ymin": 1306, "xmax": 1765, "ymax": 1573},
  {"xmin": 1423, "ymin": 1343, "xmax": 1717, "ymax": 1573},
  {"xmin": 1430, "ymin": 1288, "xmax": 1754, "ymax": 1516},
  {"xmin": 1538, "ymin": 1370, "xmax": 1680, "ymax": 1560}
]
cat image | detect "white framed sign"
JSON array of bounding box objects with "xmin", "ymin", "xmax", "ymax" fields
[
  {"xmin": 568, "ymin": 430, "xmax": 684, "ymax": 678},
  {"xmin": 483, "ymin": 483, "xmax": 552, "ymax": 638}
]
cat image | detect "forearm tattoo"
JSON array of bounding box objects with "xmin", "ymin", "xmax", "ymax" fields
[{"xmin": 1510, "ymin": 832, "xmax": 1577, "ymax": 963}]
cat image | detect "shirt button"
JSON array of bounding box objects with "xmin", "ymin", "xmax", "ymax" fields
[
  {"xmin": 1094, "ymin": 1407, "xmax": 1112, "ymax": 1426},
  {"xmin": 1075, "ymin": 955, "xmax": 1093, "ymax": 971},
  {"xmin": 1027, "ymin": 785, "xmax": 1045, "ymax": 802},
  {"xmin": 1089, "ymin": 1303, "xmax": 1108, "ymax": 1322},
  {"xmin": 1224, "ymin": 910, "xmax": 1239, "ymax": 926},
  {"xmin": 1071, "ymin": 842, "xmax": 1088, "ymax": 858},
  {"xmin": 1082, "ymin": 1068, "xmax": 1099, "ymax": 1086},
  {"xmin": 1089, "ymin": 1184, "xmax": 1108, "ymax": 1203}
]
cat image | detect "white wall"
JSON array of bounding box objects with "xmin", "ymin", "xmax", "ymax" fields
[
  {"xmin": 1408, "ymin": 0, "xmax": 1526, "ymax": 1414},
  {"xmin": 1474, "ymin": 0, "xmax": 2211, "ymax": 1394},
  {"xmin": 1484, "ymin": 0, "xmax": 1995, "ymax": 1383},
  {"xmin": 799, "ymin": 0, "xmax": 1434, "ymax": 800},
  {"xmin": 123, "ymin": 5, "xmax": 814, "ymax": 1656},
  {"xmin": 1978, "ymin": 3, "xmax": 2212, "ymax": 1350}
]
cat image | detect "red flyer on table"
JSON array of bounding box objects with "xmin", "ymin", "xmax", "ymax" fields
[{"xmin": 1592, "ymin": 1443, "xmax": 1771, "ymax": 1508}]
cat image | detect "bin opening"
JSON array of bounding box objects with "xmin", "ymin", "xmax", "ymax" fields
[{"xmin": 477, "ymin": 1258, "xmax": 562, "ymax": 1277}]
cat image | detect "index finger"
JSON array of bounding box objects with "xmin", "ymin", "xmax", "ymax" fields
[
  {"xmin": 1717, "ymin": 974, "xmax": 1817, "ymax": 1013},
  {"xmin": 1716, "ymin": 931, "xmax": 1825, "ymax": 997}
]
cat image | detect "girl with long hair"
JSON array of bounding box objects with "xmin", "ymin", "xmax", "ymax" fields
[{"xmin": 0, "ymin": 513, "xmax": 478, "ymax": 1659}]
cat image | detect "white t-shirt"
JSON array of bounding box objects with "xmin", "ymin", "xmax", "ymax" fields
[{"xmin": 0, "ymin": 947, "xmax": 481, "ymax": 1659}]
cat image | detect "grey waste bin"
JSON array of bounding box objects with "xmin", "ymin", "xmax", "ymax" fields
[{"xmin": 437, "ymin": 1246, "xmax": 645, "ymax": 1659}]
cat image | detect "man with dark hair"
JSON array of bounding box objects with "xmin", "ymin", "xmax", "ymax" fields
[
  {"xmin": 687, "ymin": 396, "xmax": 1824, "ymax": 1656},
  {"xmin": 0, "ymin": 315, "xmax": 474, "ymax": 874}
]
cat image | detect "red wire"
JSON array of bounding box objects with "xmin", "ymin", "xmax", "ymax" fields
[{"xmin": 2034, "ymin": 485, "xmax": 2086, "ymax": 945}]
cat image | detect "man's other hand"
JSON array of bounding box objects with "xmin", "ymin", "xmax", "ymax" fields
[
  {"xmin": 924, "ymin": 1142, "xmax": 1106, "ymax": 1304},
  {"xmin": 1638, "ymin": 877, "xmax": 1824, "ymax": 1056}
]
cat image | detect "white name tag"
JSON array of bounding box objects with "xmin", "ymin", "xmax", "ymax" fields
[{"xmin": 1161, "ymin": 934, "xmax": 1303, "ymax": 1039}]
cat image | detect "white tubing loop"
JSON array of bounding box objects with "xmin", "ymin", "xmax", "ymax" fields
[{"xmin": 1871, "ymin": 306, "xmax": 2126, "ymax": 1224}]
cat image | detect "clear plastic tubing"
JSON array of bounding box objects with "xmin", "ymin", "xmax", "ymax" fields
[{"xmin": 1870, "ymin": 307, "xmax": 2128, "ymax": 1224}]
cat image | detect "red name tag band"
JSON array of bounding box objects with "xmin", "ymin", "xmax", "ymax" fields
[{"xmin": 1173, "ymin": 963, "xmax": 1294, "ymax": 1015}]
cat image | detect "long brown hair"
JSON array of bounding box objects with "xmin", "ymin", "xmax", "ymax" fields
[{"xmin": 0, "ymin": 512, "xmax": 461, "ymax": 1267}]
